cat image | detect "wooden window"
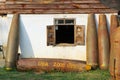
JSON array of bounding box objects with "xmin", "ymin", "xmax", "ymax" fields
[
  {"xmin": 47, "ymin": 18, "xmax": 85, "ymax": 46},
  {"xmin": 74, "ymin": 25, "xmax": 85, "ymax": 45},
  {"xmin": 55, "ymin": 18, "xmax": 75, "ymax": 25},
  {"xmin": 47, "ymin": 25, "xmax": 55, "ymax": 46}
]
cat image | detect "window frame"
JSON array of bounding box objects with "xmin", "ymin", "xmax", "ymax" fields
[
  {"xmin": 54, "ymin": 18, "xmax": 76, "ymax": 46},
  {"xmin": 54, "ymin": 18, "xmax": 76, "ymax": 25},
  {"xmin": 47, "ymin": 18, "xmax": 85, "ymax": 46}
]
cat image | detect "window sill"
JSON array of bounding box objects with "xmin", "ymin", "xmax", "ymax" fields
[{"xmin": 55, "ymin": 43, "xmax": 76, "ymax": 46}]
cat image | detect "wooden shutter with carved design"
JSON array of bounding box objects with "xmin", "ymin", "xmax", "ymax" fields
[
  {"xmin": 75, "ymin": 25, "xmax": 85, "ymax": 45},
  {"xmin": 47, "ymin": 25, "xmax": 55, "ymax": 46}
]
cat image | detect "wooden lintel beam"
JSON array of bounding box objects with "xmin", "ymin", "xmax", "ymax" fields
[
  {"xmin": 0, "ymin": 8, "xmax": 117, "ymax": 14},
  {"xmin": 5, "ymin": 0, "xmax": 100, "ymax": 5},
  {"xmin": 5, "ymin": 3, "xmax": 109, "ymax": 9}
]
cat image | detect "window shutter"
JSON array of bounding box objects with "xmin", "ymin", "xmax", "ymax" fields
[
  {"xmin": 47, "ymin": 25, "xmax": 55, "ymax": 46},
  {"xmin": 75, "ymin": 25, "xmax": 85, "ymax": 45}
]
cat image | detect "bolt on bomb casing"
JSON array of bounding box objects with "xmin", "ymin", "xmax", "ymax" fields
[
  {"xmin": 109, "ymin": 15, "xmax": 119, "ymax": 78},
  {"xmin": 5, "ymin": 14, "xmax": 19, "ymax": 70},
  {"xmin": 86, "ymin": 14, "xmax": 98, "ymax": 69},
  {"xmin": 98, "ymin": 14, "xmax": 110, "ymax": 70}
]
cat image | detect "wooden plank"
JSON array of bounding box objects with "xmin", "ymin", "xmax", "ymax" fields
[
  {"xmin": 0, "ymin": 4, "xmax": 5, "ymax": 9},
  {"xmin": 5, "ymin": 0, "xmax": 100, "ymax": 5},
  {"xmin": 5, "ymin": 3, "xmax": 109, "ymax": 9},
  {"xmin": 0, "ymin": 0, "xmax": 6, "ymax": 3},
  {"xmin": 33, "ymin": 9, "xmax": 118, "ymax": 14},
  {"xmin": 47, "ymin": 25, "xmax": 55, "ymax": 46},
  {"xmin": 0, "ymin": 8, "xmax": 117, "ymax": 14},
  {"xmin": 0, "ymin": 0, "xmax": 118, "ymax": 14},
  {"xmin": 75, "ymin": 25, "xmax": 85, "ymax": 45}
]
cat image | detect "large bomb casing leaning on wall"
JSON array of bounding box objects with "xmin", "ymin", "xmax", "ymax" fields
[
  {"xmin": 86, "ymin": 14, "xmax": 98, "ymax": 69},
  {"xmin": 114, "ymin": 27, "xmax": 120, "ymax": 80},
  {"xmin": 17, "ymin": 58, "xmax": 87, "ymax": 72},
  {"xmin": 5, "ymin": 14, "xmax": 19, "ymax": 70},
  {"xmin": 110, "ymin": 27, "xmax": 120, "ymax": 80},
  {"xmin": 98, "ymin": 14, "xmax": 110, "ymax": 70},
  {"xmin": 109, "ymin": 15, "xmax": 119, "ymax": 79}
]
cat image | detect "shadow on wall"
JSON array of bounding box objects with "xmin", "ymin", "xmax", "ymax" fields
[
  {"xmin": 19, "ymin": 17, "xmax": 34, "ymax": 58},
  {"xmin": 106, "ymin": 15, "xmax": 110, "ymax": 34}
]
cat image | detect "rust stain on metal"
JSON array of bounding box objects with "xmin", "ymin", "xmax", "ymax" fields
[
  {"xmin": 109, "ymin": 15, "xmax": 119, "ymax": 79},
  {"xmin": 110, "ymin": 15, "xmax": 119, "ymax": 33},
  {"xmin": 110, "ymin": 15, "xmax": 119, "ymax": 42},
  {"xmin": 110, "ymin": 26, "xmax": 120, "ymax": 80}
]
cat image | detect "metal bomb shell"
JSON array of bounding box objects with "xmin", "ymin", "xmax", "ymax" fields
[
  {"xmin": 109, "ymin": 15, "xmax": 119, "ymax": 79},
  {"xmin": 86, "ymin": 14, "xmax": 98, "ymax": 69},
  {"xmin": 5, "ymin": 14, "xmax": 19, "ymax": 70},
  {"xmin": 110, "ymin": 27, "xmax": 120, "ymax": 80},
  {"xmin": 98, "ymin": 14, "xmax": 110, "ymax": 70}
]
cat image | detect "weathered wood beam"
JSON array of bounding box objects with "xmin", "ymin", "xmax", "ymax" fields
[
  {"xmin": 5, "ymin": 0, "xmax": 100, "ymax": 5},
  {"xmin": 17, "ymin": 58, "xmax": 87, "ymax": 72},
  {"xmin": 0, "ymin": 4, "xmax": 5, "ymax": 9},
  {"xmin": 0, "ymin": 8, "xmax": 117, "ymax": 14},
  {"xmin": 5, "ymin": 3, "xmax": 109, "ymax": 9},
  {"xmin": 0, "ymin": 0, "xmax": 6, "ymax": 3},
  {"xmin": 0, "ymin": 0, "xmax": 118, "ymax": 14}
]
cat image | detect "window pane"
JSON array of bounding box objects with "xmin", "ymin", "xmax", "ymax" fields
[
  {"xmin": 55, "ymin": 19, "xmax": 64, "ymax": 24},
  {"xmin": 56, "ymin": 25, "xmax": 74, "ymax": 44},
  {"xmin": 65, "ymin": 20, "xmax": 74, "ymax": 24}
]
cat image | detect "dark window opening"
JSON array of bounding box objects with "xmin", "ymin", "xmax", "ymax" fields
[
  {"xmin": 56, "ymin": 25, "xmax": 74, "ymax": 44},
  {"xmin": 118, "ymin": 11, "xmax": 120, "ymax": 15},
  {"xmin": 118, "ymin": 11, "xmax": 120, "ymax": 26}
]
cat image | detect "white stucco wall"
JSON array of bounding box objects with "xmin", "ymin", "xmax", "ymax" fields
[{"xmin": 0, "ymin": 14, "xmax": 116, "ymax": 61}]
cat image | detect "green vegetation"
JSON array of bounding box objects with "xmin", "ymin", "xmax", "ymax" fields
[{"xmin": 0, "ymin": 68, "xmax": 111, "ymax": 80}]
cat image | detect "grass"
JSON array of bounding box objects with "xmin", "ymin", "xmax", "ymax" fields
[{"xmin": 0, "ymin": 68, "xmax": 111, "ymax": 80}]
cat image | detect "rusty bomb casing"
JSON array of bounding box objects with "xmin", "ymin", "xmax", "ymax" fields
[
  {"xmin": 98, "ymin": 14, "xmax": 110, "ymax": 70},
  {"xmin": 86, "ymin": 14, "xmax": 98, "ymax": 69},
  {"xmin": 110, "ymin": 27, "xmax": 120, "ymax": 80},
  {"xmin": 109, "ymin": 15, "xmax": 119, "ymax": 79},
  {"xmin": 5, "ymin": 14, "xmax": 19, "ymax": 70},
  {"xmin": 110, "ymin": 15, "xmax": 119, "ymax": 42},
  {"xmin": 17, "ymin": 58, "xmax": 87, "ymax": 72}
]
